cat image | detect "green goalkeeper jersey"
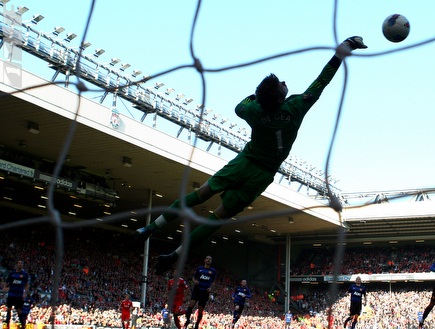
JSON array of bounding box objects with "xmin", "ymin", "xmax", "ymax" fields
[{"xmin": 235, "ymin": 57, "xmax": 341, "ymax": 172}]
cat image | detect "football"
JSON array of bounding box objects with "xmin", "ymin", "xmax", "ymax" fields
[{"xmin": 382, "ymin": 14, "xmax": 410, "ymax": 43}]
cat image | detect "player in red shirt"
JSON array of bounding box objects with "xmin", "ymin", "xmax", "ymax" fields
[
  {"xmin": 120, "ymin": 294, "xmax": 133, "ymax": 329},
  {"xmin": 167, "ymin": 269, "xmax": 189, "ymax": 329}
]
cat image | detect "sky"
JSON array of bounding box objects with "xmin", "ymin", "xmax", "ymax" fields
[{"xmin": 2, "ymin": 0, "xmax": 435, "ymax": 194}]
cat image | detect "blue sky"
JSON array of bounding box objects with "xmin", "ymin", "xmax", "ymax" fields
[{"xmin": 3, "ymin": 0, "xmax": 435, "ymax": 193}]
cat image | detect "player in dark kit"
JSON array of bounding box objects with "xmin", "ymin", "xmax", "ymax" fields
[
  {"xmin": 184, "ymin": 256, "xmax": 216, "ymax": 329},
  {"xmin": 285, "ymin": 310, "xmax": 293, "ymax": 329},
  {"xmin": 136, "ymin": 37, "xmax": 368, "ymax": 275},
  {"xmin": 161, "ymin": 304, "xmax": 170, "ymax": 329},
  {"xmin": 343, "ymin": 276, "xmax": 367, "ymax": 329},
  {"xmin": 418, "ymin": 262, "xmax": 435, "ymax": 329},
  {"xmin": 231, "ymin": 279, "xmax": 252, "ymax": 328},
  {"xmin": 4, "ymin": 260, "xmax": 29, "ymax": 329},
  {"xmin": 21, "ymin": 291, "xmax": 36, "ymax": 329}
]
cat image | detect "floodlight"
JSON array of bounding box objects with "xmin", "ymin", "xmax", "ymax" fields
[
  {"xmin": 0, "ymin": 0, "xmax": 11, "ymax": 6},
  {"xmin": 64, "ymin": 32, "xmax": 77, "ymax": 42},
  {"xmin": 16, "ymin": 6, "xmax": 29, "ymax": 14},
  {"xmin": 110, "ymin": 58, "xmax": 121, "ymax": 66},
  {"xmin": 175, "ymin": 93, "xmax": 185, "ymax": 101},
  {"xmin": 183, "ymin": 98, "xmax": 193, "ymax": 105},
  {"xmin": 31, "ymin": 14, "xmax": 44, "ymax": 24},
  {"xmin": 131, "ymin": 70, "xmax": 142, "ymax": 77},
  {"xmin": 53, "ymin": 26, "xmax": 65, "ymax": 36},
  {"xmin": 165, "ymin": 88, "xmax": 175, "ymax": 95},
  {"xmin": 155, "ymin": 82, "xmax": 164, "ymax": 89},
  {"xmin": 120, "ymin": 63, "xmax": 131, "ymax": 71},
  {"xmin": 80, "ymin": 42, "xmax": 92, "ymax": 50},
  {"xmin": 94, "ymin": 48, "xmax": 105, "ymax": 57}
]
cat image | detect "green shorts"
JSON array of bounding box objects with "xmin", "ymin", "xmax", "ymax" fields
[{"xmin": 207, "ymin": 153, "xmax": 275, "ymax": 214}]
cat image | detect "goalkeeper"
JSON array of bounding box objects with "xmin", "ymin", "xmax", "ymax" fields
[{"xmin": 137, "ymin": 36, "xmax": 367, "ymax": 274}]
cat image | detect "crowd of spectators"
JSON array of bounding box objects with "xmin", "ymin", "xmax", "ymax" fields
[
  {"xmin": 2, "ymin": 286, "xmax": 432, "ymax": 329},
  {"xmin": 0, "ymin": 227, "xmax": 283, "ymax": 328},
  {"xmin": 291, "ymin": 245, "xmax": 435, "ymax": 276},
  {"xmin": 1, "ymin": 226, "xmax": 435, "ymax": 329}
]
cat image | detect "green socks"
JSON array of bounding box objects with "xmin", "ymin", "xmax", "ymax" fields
[
  {"xmin": 147, "ymin": 190, "xmax": 204, "ymax": 231},
  {"xmin": 162, "ymin": 190, "xmax": 204, "ymax": 222},
  {"xmin": 185, "ymin": 212, "xmax": 221, "ymax": 253}
]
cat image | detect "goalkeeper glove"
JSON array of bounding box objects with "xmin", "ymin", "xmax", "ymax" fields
[
  {"xmin": 343, "ymin": 36, "xmax": 368, "ymax": 49},
  {"xmin": 335, "ymin": 36, "xmax": 367, "ymax": 59}
]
